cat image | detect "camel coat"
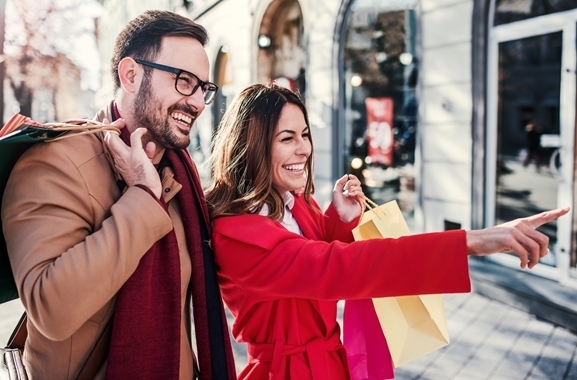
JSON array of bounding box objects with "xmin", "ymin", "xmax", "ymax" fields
[
  {"xmin": 1, "ymin": 105, "xmax": 196, "ymax": 379},
  {"xmin": 212, "ymin": 195, "xmax": 471, "ymax": 379}
]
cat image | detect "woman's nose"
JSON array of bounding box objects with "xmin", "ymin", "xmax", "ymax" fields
[{"xmin": 296, "ymin": 138, "xmax": 311, "ymax": 156}]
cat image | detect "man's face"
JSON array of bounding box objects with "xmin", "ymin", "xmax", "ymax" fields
[{"xmin": 132, "ymin": 36, "xmax": 209, "ymax": 150}]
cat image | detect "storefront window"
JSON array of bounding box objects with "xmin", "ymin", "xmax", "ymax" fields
[
  {"xmin": 256, "ymin": 0, "xmax": 305, "ymax": 96},
  {"xmin": 488, "ymin": 1, "xmax": 577, "ymax": 277},
  {"xmin": 494, "ymin": 0, "xmax": 576, "ymax": 26},
  {"xmin": 213, "ymin": 46, "xmax": 232, "ymax": 133},
  {"xmin": 342, "ymin": 1, "xmax": 418, "ymax": 227},
  {"xmin": 495, "ymin": 33, "xmax": 562, "ymax": 266}
]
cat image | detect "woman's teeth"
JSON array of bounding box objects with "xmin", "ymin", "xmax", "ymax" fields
[{"xmin": 284, "ymin": 164, "xmax": 304, "ymax": 171}]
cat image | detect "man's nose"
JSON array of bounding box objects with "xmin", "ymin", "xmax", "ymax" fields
[{"xmin": 185, "ymin": 89, "xmax": 206, "ymax": 113}]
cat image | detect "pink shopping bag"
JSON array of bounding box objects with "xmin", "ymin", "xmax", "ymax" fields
[{"xmin": 343, "ymin": 299, "xmax": 394, "ymax": 380}]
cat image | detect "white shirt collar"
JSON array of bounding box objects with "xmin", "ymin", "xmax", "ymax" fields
[
  {"xmin": 283, "ymin": 192, "xmax": 295, "ymax": 210},
  {"xmin": 255, "ymin": 192, "xmax": 302, "ymax": 235}
]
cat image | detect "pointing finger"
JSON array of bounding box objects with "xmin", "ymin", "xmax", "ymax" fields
[{"xmin": 526, "ymin": 207, "xmax": 570, "ymax": 229}]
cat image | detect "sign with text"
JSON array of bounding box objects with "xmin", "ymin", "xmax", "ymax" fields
[{"xmin": 365, "ymin": 97, "xmax": 394, "ymax": 166}]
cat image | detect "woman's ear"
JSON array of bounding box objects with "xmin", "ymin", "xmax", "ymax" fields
[{"xmin": 118, "ymin": 57, "xmax": 141, "ymax": 94}]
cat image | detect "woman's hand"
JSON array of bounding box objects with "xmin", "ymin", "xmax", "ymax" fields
[
  {"xmin": 466, "ymin": 207, "xmax": 570, "ymax": 269},
  {"xmin": 332, "ymin": 174, "xmax": 364, "ymax": 223}
]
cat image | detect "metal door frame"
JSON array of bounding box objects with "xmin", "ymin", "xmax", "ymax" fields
[{"xmin": 486, "ymin": 7, "xmax": 577, "ymax": 287}]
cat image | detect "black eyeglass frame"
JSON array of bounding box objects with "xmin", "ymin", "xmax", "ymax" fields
[{"xmin": 135, "ymin": 59, "xmax": 218, "ymax": 105}]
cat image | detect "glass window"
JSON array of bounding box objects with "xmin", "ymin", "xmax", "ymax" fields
[
  {"xmin": 343, "ymin": 2, "xmax": 418, "ymax": 228},
  {"xmin": 494, "ymin": 0, "xmax": 576, "ymax": 26},
  {"xmin": 256, "ymin": 0, "xmax": 305, "ymax": 96},
  {"xmin": 495, "ymin": 32, "xmax": 562, "ymax": 266},
  {"xmin": 213, "ymin": 46, "xmax": 232, "ymax": 132}
]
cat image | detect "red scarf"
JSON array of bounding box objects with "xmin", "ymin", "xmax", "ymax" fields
[{"xmin": 105, "ymin": 103, "xmax": 236, "ymax": 379}]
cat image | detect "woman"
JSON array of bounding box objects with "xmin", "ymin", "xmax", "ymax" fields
[{"xmin": 205, "ymin": 84, "xmax": 568, "ymax": 380}]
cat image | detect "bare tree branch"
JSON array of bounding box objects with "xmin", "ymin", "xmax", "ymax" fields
[{"xmin": 5, "ymin": 0, "xmax": 97, "ymax": 117}]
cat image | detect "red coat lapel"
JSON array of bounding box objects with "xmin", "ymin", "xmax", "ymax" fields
[{"xmin": 291, "ymin": 195, "xmax": 325, "ymax": 241}]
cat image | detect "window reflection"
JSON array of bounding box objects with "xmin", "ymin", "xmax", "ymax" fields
[
  {"xmin": 494, "ymin": 0, "xmax": 576, "ymax": 26},
  {"xmin": 343, "ymin": 6, "xmax": 418, "ymax": 226},
  {"xmin": 496, "ymin": 33, "xmax": 562, "ymax": 266}
]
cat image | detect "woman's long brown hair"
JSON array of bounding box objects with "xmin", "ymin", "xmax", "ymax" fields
[{"xmin": 205, "ymin": 84, "xmax": 315, "ymax": 220}]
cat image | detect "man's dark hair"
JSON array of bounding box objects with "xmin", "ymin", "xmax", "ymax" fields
[{"xmin": 111, "ymin": 10, "xmax": 208, "ymax": 91}]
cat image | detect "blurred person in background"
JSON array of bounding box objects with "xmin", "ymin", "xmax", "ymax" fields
[{"xmin": 522, "ymin": 119, "xmax": 544, "ymax": 171}]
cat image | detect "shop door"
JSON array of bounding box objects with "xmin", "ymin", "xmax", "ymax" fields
[{"xmin": 487, "ymin": 13, "xmax": 577, "ymax": 286}]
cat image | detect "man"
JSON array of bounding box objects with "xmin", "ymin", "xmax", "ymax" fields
[{"xmin": 2, "ymin": 10, "xmax": 236, "ymax": 380}]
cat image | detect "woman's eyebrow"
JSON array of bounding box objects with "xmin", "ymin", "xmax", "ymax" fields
[
  {"xmin": 275, "ymin": 126, "xmax": 309, "ymax": 137},
  {"xmin": 275, "ymin": 129, "xmax": 296, "ymax": 136}
]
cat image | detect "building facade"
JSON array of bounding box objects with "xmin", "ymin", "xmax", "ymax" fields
[{"xmin": 96, "ymin": 0, "xmax": 577, "ymax": 309}]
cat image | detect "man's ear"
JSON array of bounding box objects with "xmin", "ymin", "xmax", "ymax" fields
[{"xmin": 118, "ymin": 57, "xmax": 141, "ymax": 94}]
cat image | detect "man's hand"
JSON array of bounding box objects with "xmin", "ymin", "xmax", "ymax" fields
[
  {"xmin": 466, "ymin": 207, "xmax": 570, "ymax": 269},
  {"xmin": 103, "ymin": 120, "xmax": 162, "ymax": 198}
]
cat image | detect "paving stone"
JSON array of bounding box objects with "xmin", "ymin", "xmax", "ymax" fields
[{"xmin": 1, "ymin": 287, "xmax": 576, "ymax": 379}]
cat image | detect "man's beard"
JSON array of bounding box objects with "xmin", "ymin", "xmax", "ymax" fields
[{"xmin": 132, "ymin": 79, "xmax": 195, "ymax": 150}]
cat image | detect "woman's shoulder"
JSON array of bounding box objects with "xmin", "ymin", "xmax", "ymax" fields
[
  {"xmin": 214, "ymin": 213, "xmax": 272, "ymax": 227},
  {"xmin": 212, "ymin": 213, "xmax": 303, "ymax": 250}
]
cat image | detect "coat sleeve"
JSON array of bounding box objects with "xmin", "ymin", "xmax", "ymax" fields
[
  {"xmin": 212, "ymin": 214, "xmax": 471, "ymax": 303},
  {"xmin": 1, "ymin": 139, "xmax": 173, "ymax": 341},
  {"xmin": 291, "ymin": 195, "xmax": 359, "ymax": 243},
  {"xmin": 323, "ymin": 202, "xmax": 359, "ymax": 243}
]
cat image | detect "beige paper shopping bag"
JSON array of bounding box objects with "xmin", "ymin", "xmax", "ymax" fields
[
  {"xmin": 352, "ymin": 199, "xmax": 450, "ymax": 368},
  {"xmin": 352, "ymin": 199, "xmax": 411, "ymax": 241}
]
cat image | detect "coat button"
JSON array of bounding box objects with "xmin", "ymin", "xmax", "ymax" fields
[{"xmin": 164, "ymin": 188, "xmax": 171, "ymax": 193}]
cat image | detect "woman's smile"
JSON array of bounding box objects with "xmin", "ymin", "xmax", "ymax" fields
[{"xmin": 271, "ymin": 103, "xmax": 311, "ymax": 195}]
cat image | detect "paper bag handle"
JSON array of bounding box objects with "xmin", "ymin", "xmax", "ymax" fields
[
  {"xmin": 360, "ymin": 195, "xmax": 387, "ymax": 219},
  {"xmin": 1, "ymin": 114, "xmax": 121, "ymax": 142},
  {"xmin": 42, "ymin": 119, "xmax": 121, "ymax": 142}
]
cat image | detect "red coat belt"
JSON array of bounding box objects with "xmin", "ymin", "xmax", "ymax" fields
[{"xmin": 248, "ymin": 333, "xmax": 343, "ymax": 379}]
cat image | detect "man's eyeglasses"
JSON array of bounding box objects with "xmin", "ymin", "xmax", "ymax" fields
[{"xmin": 135, "ymin": 59, "xmax": 218, "ymax": 105}]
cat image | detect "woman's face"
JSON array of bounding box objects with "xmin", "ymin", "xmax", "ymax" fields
[{"xmin": 271, "ymin": 103, "xmax": 311, "ymax": 195}]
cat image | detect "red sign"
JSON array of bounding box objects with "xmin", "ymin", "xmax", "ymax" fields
[{"xmin": 365, "ymin": 97, "xmax": 394, "ymax": 166}]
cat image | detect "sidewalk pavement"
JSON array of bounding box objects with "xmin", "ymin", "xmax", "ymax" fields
[
  {"xmin": 1, "ymin": 265, "xmax": 576, "ymax": 379},
  {"xmin": 226, "ymin": 290, "xmax": 577, "ymax": 379},
  {"xmin": 469, "ymin": 257, "xmax": 577, "ymax": 334}
]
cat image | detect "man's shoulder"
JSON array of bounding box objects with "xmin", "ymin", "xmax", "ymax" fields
[
  {"xmin": 19, "ymin": 131, "xmax": 108, "ymax": 170},
  {"xmin": 8, "ymin": 131, "xmax": 118, "ymax": 204}
]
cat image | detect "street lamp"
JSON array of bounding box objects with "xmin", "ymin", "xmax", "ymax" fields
[{"xmin": 257, "ymin": 34, "xmax": 271, "ymax": 49}]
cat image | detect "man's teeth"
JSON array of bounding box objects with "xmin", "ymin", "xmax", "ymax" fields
[
  {"xmin": 284, "ymin": 164, "xmax": 304, "ymax": 171},
  {"xmin": 171, "ymin": 112, "xmax": 192, "ymax": 125}
]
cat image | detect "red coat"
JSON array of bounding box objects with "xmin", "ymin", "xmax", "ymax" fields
[{"xmin": 212, "ymin": 195, "xmax": 471, "ymax": 380}]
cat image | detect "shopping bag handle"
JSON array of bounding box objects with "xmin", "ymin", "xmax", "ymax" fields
[
  {"xmin": 1, "ymin": 114, "xmax": 121, "ymax": 142},
  {"xmin": 42, "ymin": 119, "xmax": 121, "ymax": 142},
  {"xmin": 359, "ymin": 194, "xmax": 387, "ymax": 219}
]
